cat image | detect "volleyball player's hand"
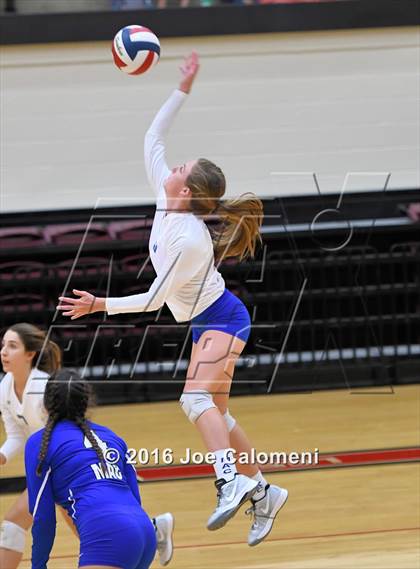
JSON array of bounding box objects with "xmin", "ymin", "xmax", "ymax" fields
[
  {"xmin": 179, "ymin": 51, "xmax": 199, "ymax": 94},
  {"xmin": 57, "ymin": 289, "xmax": 106, "ymax": 320}
]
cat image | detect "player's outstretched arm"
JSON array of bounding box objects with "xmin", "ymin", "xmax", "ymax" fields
[
  {"xmin": 143, "ymin": 52, "xmax": 200, "ymax": 198},
  {"xmin": 56, "ymin": 220, "xmax": 202, "ymax": 319}
]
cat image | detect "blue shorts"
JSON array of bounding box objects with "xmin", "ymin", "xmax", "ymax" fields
[
  {"xmin": 78, "ymin": 506, "xmax": 156, "ymax": 569},
  {"xmin": 191, "ymin": 288, "xmax": 251, "ymax": 344}
]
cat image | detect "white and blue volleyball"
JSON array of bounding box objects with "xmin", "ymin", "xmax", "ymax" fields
[{"xmin": 112, "ymin": 25, "xmax": 160, "ymax": 75}]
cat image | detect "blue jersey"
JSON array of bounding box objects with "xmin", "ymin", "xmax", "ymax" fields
[{"xmin": 25, "ymin": 419, "xmax": 152, "ymax": 569}]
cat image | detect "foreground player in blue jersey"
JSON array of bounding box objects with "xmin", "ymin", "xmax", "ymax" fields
[{"xmin": 25, "ymin": 369, "xmax": 157, "ymax": 569}]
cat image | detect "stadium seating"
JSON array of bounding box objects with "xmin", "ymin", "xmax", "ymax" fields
[
  {"xmin": 0, "ymin": 192, "xmax": 419, "ymax": 400},
  {"xmin": 0, "ymin": 226, "xmax": 44, "ymax": 248},
  {"xmin": 44, "ymin": 223, "xmax": 109, "ymax": 245}
]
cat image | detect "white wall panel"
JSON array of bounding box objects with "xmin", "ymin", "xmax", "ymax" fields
[{"xmin": 1, "ymin": 28, "xmax": 419, "ymax": 212}]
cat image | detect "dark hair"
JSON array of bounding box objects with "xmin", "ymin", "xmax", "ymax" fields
[
  {"xmin": 186, "ymin": 158, "xmax": 263, "ymax": 262},
  {"xmin": 36, "ymin": 368, "xmax": 104, "ymax": 476},
  {"xmin": 7, "ymin": 323, "xmax": 61, "ymax": 373}
]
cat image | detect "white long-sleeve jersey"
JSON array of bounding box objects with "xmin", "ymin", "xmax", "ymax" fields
[
  {"xmin": 0, "ymin": 368, "xmax": 48, "ymax": 463},
  {"xmin": 106, "ymin": 89, "xmax": 225, "ymax": 322}
]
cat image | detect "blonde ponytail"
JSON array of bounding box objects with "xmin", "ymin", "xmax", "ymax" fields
[
  {"xmin": 212, "ymin": 193, "xmax": 263, "ymax": 262},
  {"xmin": 186, "ymin": 159, "xmax": 264, "ymax": 262}
]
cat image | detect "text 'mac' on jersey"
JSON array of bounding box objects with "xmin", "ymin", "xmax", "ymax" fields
[
  {"xmin": 25, "ymin": 420, "xmax": 151, "ymax": 568},
  {"xmin": 25, "ymin": 419, "xmax": 142, "ymax": 521}
]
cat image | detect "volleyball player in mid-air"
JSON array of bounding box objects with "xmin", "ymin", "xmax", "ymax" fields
[
  {"xmin": 25, "ymin": 368, "xmax": 156, "ymax": 569},
  {"xmin": 57, "ymin": 52, "xmax": 288, "ymax": 545},
  {"xmin": 0, "ymin": 324, "xmax": 174, "ymax": 567}
]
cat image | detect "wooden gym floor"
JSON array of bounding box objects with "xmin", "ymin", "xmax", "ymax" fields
[{"xmin": 1, "ymin": 385, "xmax": 419, "ymax": 568}]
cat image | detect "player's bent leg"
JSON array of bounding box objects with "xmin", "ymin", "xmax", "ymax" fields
[
  {"xmin": 182, "ymin": 331, "xmax": 258, "ymax": 531},
  {"xmin": 213, "ymin": 371, "xmax": 289, "ymax": 544},
  {"xmin": 0, "ymin": 490, "xmax": 32, "ymax": 569},
  {"xmin": 180, "ymin": 389, "xmax": 217, "ymax": 424},
  {"xmin": 213, "ymin": 371, "xmax": 261, "ymax": 478},
  {"xmin": 182, "ymin": 330, "xmax": 244, "ymax": 451},
  {"xmin": 182, "ymin": 331, "xmax": 232, "ymax": 452},
  {"xmin": 185, "ymin": 330, "xmax": 244, "ymax": 387}
]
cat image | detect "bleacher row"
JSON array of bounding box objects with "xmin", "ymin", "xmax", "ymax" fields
[
  {"xmin": 1, "ymin": 198, "xmax": 419, "ymax": 400},
  {"xmin": 0, "ymin": 219, "xmax": 153, "ymax": 249}
]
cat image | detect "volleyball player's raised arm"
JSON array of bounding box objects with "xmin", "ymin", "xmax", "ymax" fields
[
  {"xmin": 143, "ymin": 51, "xmax": 199, "ymax": 201},
  {"xmin": 25, "ymin": 435, "xmax": 57, "ymax": 568},
  {"xmin": 56, "ymin": 53, "xmax": 201, "ymax": 320},
  {"xmin": 144, "ymin": 90, "xmax": 187, "ymax": 201}
]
